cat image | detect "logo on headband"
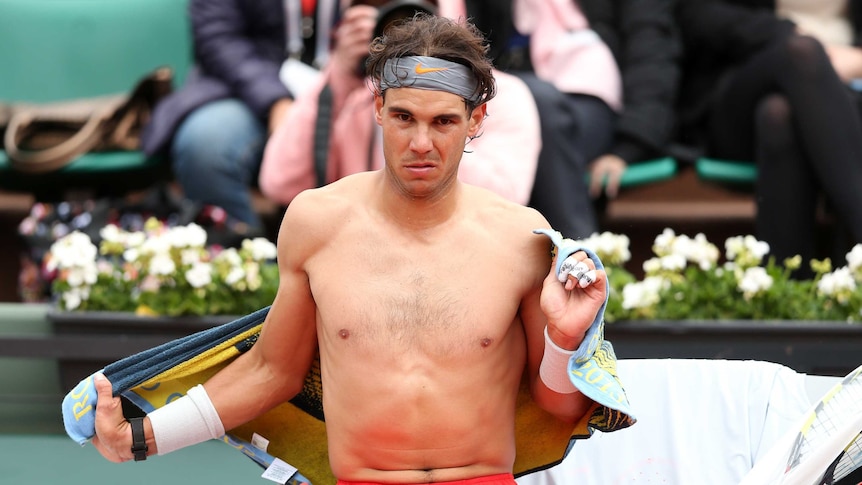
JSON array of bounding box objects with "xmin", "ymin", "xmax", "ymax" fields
[{"xmin": 414, "ymin": 63, "xmax": 448, "ymax": 75}]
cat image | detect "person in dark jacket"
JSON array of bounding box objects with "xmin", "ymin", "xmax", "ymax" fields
[
  {"xmin": 141, "ymin": 0, "xmax": 337, "ymax": 234},
  {"xmin": 675, "ymin": 0, "xmax": 862, "ymax": 276},
  {"xmin": 466, "ymin": 0, "xmax": 681, "ymax": 239},
  {"xmin": 579, "ymin": 0, "xmax": 681, "ymax": 200}
]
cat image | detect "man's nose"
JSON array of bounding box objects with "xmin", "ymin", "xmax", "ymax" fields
[{"xmin": 409, "ymin": 126, "xmax": 434, "ymax": 153}]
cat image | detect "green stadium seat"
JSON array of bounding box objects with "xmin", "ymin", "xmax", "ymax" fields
[
  {"xmin": 0, "ymin": 0, "xmax": 192, "ymax": 199},
  {"xmin": 695, "ymin": 158, "xmax": 758, "ymax": 184},
  {"xmin": 585, "ymin": 156, "xmax": 679, "ymax": 188}
]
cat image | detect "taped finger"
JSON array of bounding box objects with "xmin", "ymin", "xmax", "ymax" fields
[
  {"xmin": 559, "ymin": 257, "xmax": 589, "ymax": 283},
  {"xmin": 578, "ymin": 270, "xmax": 597, "ymax": 288}
]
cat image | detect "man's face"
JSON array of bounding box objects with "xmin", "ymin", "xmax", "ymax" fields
[{"xmin": 374, "ymin": 87, "xmax": 485, "ymax": 198}]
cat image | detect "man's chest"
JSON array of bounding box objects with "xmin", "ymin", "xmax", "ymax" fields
[{"xmin": 308, "ymin": 240, "xmax": 525, "ymax": 351}]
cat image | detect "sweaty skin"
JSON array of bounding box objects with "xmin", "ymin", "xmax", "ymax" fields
[{"xmin": 93, "ymin": 86, "xmax": 603, "ymax": 484}]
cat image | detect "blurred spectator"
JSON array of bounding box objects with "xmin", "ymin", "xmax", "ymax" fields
[
  {"xmin": 466, "ymin": 0, "xmax": 681, "ymax": 239},
  {"xmin": 258, "ymin": 0, "xmax": 542, "ymax": 207},
  {"xmin": 675, "ymin": 0, "xmax": 862, "ymax": 276},
  {"xmin": 141, "ymin": 0, "xmax": 339, "ymax": 235}
]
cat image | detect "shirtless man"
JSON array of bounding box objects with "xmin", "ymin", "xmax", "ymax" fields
[{"xmin": 90, "ymin": 14, "xmax": 608, "ymax": 485}]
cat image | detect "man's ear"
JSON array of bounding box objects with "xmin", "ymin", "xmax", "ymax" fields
[
  {"xmin": 374, "ymin": 95, "xmax": 384, "ymax": 125},
  {"xmin": 468, "ymin": 103, "xmax": 487, "ymax": 137}
]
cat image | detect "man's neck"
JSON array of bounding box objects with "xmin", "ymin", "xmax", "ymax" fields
[{"xmin": 376, "ymin": 173, "xmax": 462, "ymax": 232}]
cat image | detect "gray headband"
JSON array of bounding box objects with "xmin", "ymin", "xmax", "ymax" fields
[{"xmin": 380, "ymin": 56, "xmax": 481, "ymax": 104}]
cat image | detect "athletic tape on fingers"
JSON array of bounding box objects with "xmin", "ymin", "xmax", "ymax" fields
[
  {"xmin": 533, "ymin": 228, "xmax": 634, "ymax": 417},
  {"xmin": 559, "ymin": 258, "xmax": 590, "ymax": 284}
]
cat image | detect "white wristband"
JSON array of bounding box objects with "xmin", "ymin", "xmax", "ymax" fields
[
  {"xmin": 539, "ymin": 327, "xmax": 580, "ymax": 394},
  {"xmin": 148, "ymin": 384, "xmax": 225, "ymax": 455}
]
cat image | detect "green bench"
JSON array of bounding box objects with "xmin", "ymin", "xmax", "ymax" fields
[
  {"xmin": 0, "ymin": 0, "xmax": 192, "ymax": 199},
  {"xmin": 695, "ymin": 158, "xmax": 758, "ymax": 185},
  {"xmin": 585, "ymin": 156, "xmax": 679, "ymax": 188}
]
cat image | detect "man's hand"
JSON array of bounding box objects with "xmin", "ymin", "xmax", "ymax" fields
[
  {"xmin": 540, "ymin": 252, "xmax": 607, "ymax": 350},
  {"xmin": 588, "ymin": 154, "xmax": 627, "ymax": 199},
  {"xmin": 91, "ymin": 373, "xmax": 134, "ymax": 462},
  {"xmin": 331, "ymin": 5, "xmax": 378, "ymax": 78}
]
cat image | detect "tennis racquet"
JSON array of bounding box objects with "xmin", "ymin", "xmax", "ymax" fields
[{"xmin": 740, "ymin": 364, "xmax": 862, "ymax": 485}]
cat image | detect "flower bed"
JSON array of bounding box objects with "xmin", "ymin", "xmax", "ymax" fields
[
  {"xmin": 45, "ymin": 218, "xmax": 278, "ymax": 317},
  {"xmin": 564, "ymin": 229, "xmax": 862, "ymax": 323}
]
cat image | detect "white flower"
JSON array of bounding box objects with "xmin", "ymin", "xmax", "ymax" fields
[
  {"xmin": 99, "ymin": 224, "xmax": 123, "ymax": 244},
  {"xmin": 581, "ymin": 231, "xmax": 631, "ymax": 266},
  {"xmin": 243, "ymin": 237, "xmax": 277, "ymax": 262},
  {"xmin": 123, "ymin": 248, "xmax": 140, "ymax": 263},
  {"xmin": 737, "ymin": 267, "xmax": 773, "ymax": 300},
  {"xmin": 181, "ymin": 248, "xmax": 204, "ymax": 266},
  {"xmin": 725, "ymin": 235, "xmax": 770, "ymax": 268},
  {"xmin": 125, "ymin": 231, "xmax": 147, "ymax": 248},
  {"xmin": 669, "ymin": 233, "xmax": 693, "ymax": 257},
  {"xmin": 622, "ymin": 276, "xmax": 666, "ymax": 310},
  {"xmin": 166, "ymin": 223, "xmax": 208, "ymax": 249},
  {"xmin": 149, "ymin": 253, "xmax": 177, "ymax": 276},
  {"xmin": 216, "ymin": 247, "xmax": 243, "ymax": 267},
  {"xmin": 818, "ymin": 267, "xmax": 857, "ymax": 304},
  {"xmin": 46, "ymin": 231, "xmax": 98, "ymax": 271},
  {"xmin": 185, "ymin": 263, "xmax": 213, "ymax": 289},
  {"xmin": 245, "ymin": 262, "xmax": 261, "ymax": 291},
  {"xmin": 846, "ymin": 245, "xmax": 862, "ymax": 274},
  {"xmin": 688, "ymin": 233, "xmax": 720, "ymax": 270},
  {"xmin": 66, "ymin": 265, "xmax": 98, "ymax": 288},
  {"xmin": 652, "ymin": 228, "xmax": 677, "ymax": 256},
  {"xmin": 724, "ymin": 236, "xmax": 744, "ymax": 260},
  {"xmin": 643, "ymin": 257, "xmax": 662, "ymax": 275},
  {"xmin": 63, "ymin": 290, "xmax": 83, "ymax": 311},
  {"xmin": 140, "ymin": 233, "xmax": 172, "ymax": 255},
  {"xmin": 225, "ymin": 266, "xmax": 245, "ymax": 287},
  {"xmin": 660, "ymin": 254, "xmax": 687, "ymax": 272}
]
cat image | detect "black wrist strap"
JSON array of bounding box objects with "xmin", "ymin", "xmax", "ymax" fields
[{"xmin": 129, "ymin": 417, "xmax": 148, "ymax": 461}]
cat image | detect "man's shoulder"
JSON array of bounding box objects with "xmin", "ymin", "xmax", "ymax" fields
[
  {"xmin": 465, "ymin": 191, "xmax": 552, "ymax": 280},
  {"xmin": 284, "ymin": 174, "xmax": 371, "ymax": 231},
  {"xmin": 467, "ymin": 185, "xmax": 548, "ymax": 233},
  {"xmin": 290, "ymin": 173, "xmax": 369, "ymax": 212}
]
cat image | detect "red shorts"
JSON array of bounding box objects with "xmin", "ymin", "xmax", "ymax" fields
[{"xmin": 336, "ymin": 473, "xmax": 516, "ymax": 485}]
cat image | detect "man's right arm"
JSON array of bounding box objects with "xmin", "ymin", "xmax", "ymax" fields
[
  {"xmin": 91, "ymin": 194, "xmax": 324, "ymax": 461},
  {"xmin": 203, "ymin": 197, "xmax": 322, "ymax": 431}
]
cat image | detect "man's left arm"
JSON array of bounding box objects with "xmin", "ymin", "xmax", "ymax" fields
[{"xmin": 519, "ymin": 235, "xmax": 607, "ymax": 422}]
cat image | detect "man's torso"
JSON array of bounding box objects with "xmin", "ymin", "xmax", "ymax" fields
[{"xmin": 302, "ymin": 174, "xmax": 548, "ymax": 482}]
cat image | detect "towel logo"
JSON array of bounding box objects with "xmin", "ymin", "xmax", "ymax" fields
[
  {"xmin": 414, "ymin": 63, "xmax": 448, "ymax": 75},
  {"xmin": 69, "ymin": 376, "xmax": 94, "ymax": 421}
]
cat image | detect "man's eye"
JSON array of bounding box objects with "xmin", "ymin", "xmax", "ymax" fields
[
  {"xmin": 396, "ymin": 114, "xmax": 411, "ymax": 122},
  {"xmin": 438, "ymin": 118, "xmax": 453, "ymax": 126}
]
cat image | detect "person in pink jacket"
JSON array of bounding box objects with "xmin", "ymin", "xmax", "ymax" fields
[{"xmin": 259, "ymin": 0, "xmax": 541, "ymax": 207}]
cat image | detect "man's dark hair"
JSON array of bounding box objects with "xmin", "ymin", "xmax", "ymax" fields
[{"xmin": 366, "ymin": 13, "xmax": 497, "ymax": 111}]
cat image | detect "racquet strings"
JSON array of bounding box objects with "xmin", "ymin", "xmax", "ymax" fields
[
  {"xmin": 787, "ymin": 365, "xmax": 862, "ymax": 483},
  {"xmin": 828, "ymin": 425, "xmax": 861, "ymax": 482}
]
